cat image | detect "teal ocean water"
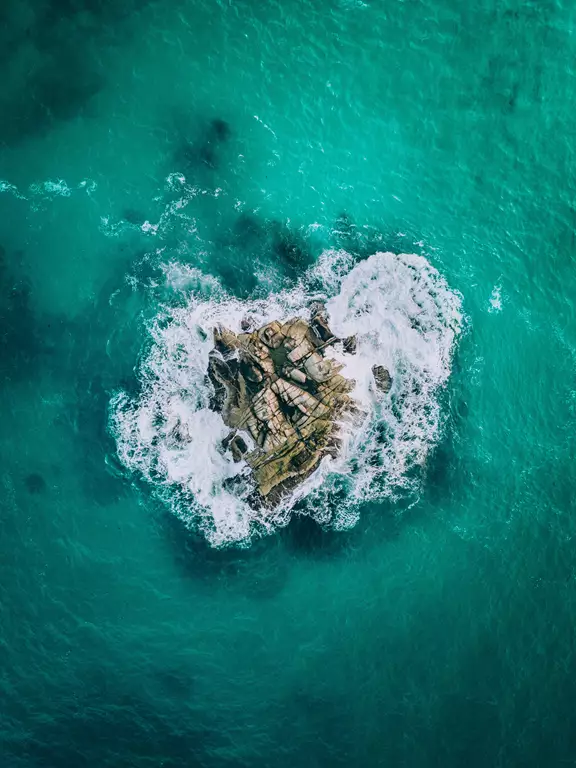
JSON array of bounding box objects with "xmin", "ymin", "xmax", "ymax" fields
[{"xmin": 2, "ymin": 0, "xmax": 576, "ymax": 764}]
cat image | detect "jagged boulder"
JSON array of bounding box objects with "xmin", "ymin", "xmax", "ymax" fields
[
  {"xmin": 207, "ymin": 308, "xmax": 394, "ymax": 506},
  {"xmin": 372, "ymin": 365, "xmax": 392, "ymax": 394},
  {"xmin": 207, "ymin": 310, "xmax": 360, "ymax": 506}
]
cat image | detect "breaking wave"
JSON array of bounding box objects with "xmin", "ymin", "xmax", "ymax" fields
[{"xmin": 110, "ymin": 250, "xmax": 463, "ymax": 547}]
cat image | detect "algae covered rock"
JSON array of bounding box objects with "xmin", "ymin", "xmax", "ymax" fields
[{"xmin": 207, "ymin": 309, "xmax": 360, "ymax": 506}]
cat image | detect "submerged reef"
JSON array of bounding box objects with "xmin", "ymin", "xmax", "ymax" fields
[{"xmin": 207, "ymin": 304, "xmax": 391, "ymax": 507}]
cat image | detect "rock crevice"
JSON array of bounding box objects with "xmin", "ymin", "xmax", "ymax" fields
[{"xmin": 207, "ymin": 308, "xmax": 390, "ymax": 505}]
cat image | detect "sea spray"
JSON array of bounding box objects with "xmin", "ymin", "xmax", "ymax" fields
[{"xmin": 111, "ymin": 250, "xmax": 463, "ymax": 547}]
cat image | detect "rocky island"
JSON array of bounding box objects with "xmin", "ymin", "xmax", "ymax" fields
[{"xmin": 207, "ymin": 305, "xmax": 392, "ymax": 507}]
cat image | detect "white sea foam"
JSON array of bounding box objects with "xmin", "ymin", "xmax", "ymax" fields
[
  {"xmin": 111, "ymin": 250, "xmax": 463, "ymax": 547},
  {"xmin": 488, "ymin": 284, "xmax": 503, "ymax": 313},
  {"xmin": 0, "ymin": 177, "xmax": 97, "ymax": 201}
]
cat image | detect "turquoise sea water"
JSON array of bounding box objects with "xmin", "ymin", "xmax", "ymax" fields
[{"xmin": 2, "ymin": 0, "xmax": 576, "ymax": 764}]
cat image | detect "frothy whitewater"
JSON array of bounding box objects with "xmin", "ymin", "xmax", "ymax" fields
[{"xmin": 111, "ymin": 250, "xmax": 463, "ymax": 547}]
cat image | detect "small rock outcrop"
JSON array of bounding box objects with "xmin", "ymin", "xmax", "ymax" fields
[
  {"xmin": 372, "ymin": 365, "xmax": 392, "ymax": 394},
  {"xmin": 207, "ymin": 308, "xmax": 390, "ymax": 506}
]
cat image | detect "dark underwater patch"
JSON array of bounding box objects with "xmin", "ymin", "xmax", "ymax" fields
[
  {"xmin": 213, "ymin": 250, "xmax": 259, "ymax": 297},
  {"xmin": 0, "ymin": 252, "xmax": 48, "ymax": 383},
  {"xmin": 122, "ymin": 207, "xmax": 146, "ymax": 225},
  {"xmin": 5, "ymin": 687, "xmax": 231, "ymax": 768},
  {"xmin": 179, "ymin": 210, "xmax": 320, "ymax": 297},
  {"xmin": 0, "ymin": 0, "xmax": 156, "ymax": 147},
  {"xmin": 197, "ymin": 118, "xmax": 232, "ymax": 169},
  {"xmin": 24, "ymin": 473, "xmax": 47, "ymax": 495},
  {"xmin": 159, "ymin": 510, "xmax": 288, "ymax": 598},
  {"xmin": 0, "ymin": 242, "xmax": 152, "ymax": 509},
  {"xmin": 171, "ymin": 115, "xmax": 232, "ymax": 175},
  {"xmin": 0, "ymin": 42, "xmax": 102, "ymax": 147},
  {"xmin": 72, "ymin": 373, "xmax": 129, "ymax": 507},
  {"xmin": 269, "ymin": 220, "xmax": 315, "ymax": 275},
  {"xmin": 0, "ymin": 243, "xmax": 144, "ymax": 394},
  {"xmin": 233, "ymin": 212, "xmax": 264, "ymax": 247},
  {"xmin": 280, "ymin": 511, "xmax": 357, "ymax": 560},
  {"xmin": 424, "ymin": 341, "xmax": 472, "ymax": 506},
  {"xmin": 54, "ymin": 251, "xmax": 154, "ymax": 507},
  {"xmin": 209, "ymin": 117, "xmax": 231, "ymax": 143},
  {"xmin": 211, "ymin": 214, "xmax": 318, "ymax": 292}
]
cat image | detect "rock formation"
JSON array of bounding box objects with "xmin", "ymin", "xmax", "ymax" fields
[
  {"xmin": 207, "ymin": 306, "xmax": 390, "ymax": 506},
  {"xmin": 372, "ymin": 365, "xmax": 392, "ymax": 394}
]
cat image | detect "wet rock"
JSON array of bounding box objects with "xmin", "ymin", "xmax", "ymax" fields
[
  {"xmin": 303, "ymin": 352, "xmax": 335, "ymax": 383},
  {"xmin": 207, "ymin": 355, "xmax": 240, "ymax": 414},
  {"xmin": 241, "ymin": 361, "xmax": 264, "ymax": 384},
  {"xmin": 223, "ymin": 433, "xmax": 248, "ymax": 462},
  {"xmin": 206, "ymin": 315, "xmax": 358, "ymax": 505},
  {"xmin": 343, "ymin": 335, "xmax": 357, "ymax": 355},
  {"xmin": 286, "ymin": 366, "xmax": 307, "ymax": 385},
  {"xmin": 372, "ymin": 365, "xmax": 392, "ymax": 394},
  {"xmin": 214, "ymin": 326, "xmax": 239, "ymax": 356},
  {"xmin": 309, "ymin": 301, "xmax": 327, "ymax": 319},
  {"xmin": 310, "ymin": 314, "xmax": 336, "ymax": 346},
  {"xmin": 258, "ymin": 321, "xmax": 285, "ymax": 349}
]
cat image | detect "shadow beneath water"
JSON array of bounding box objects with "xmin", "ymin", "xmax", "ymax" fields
[{"xmin": 158, "ymin": 509, "xmax": 290, "ymax": 600}]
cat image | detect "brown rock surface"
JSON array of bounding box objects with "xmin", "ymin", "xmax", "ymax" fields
[
  {"xmin": 372, "ymin": 365, "xmax": 392, "ymax": 393},
  {"xmin": 207, "ymin": 313, "xmax": 358, "ymax": 505}
]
